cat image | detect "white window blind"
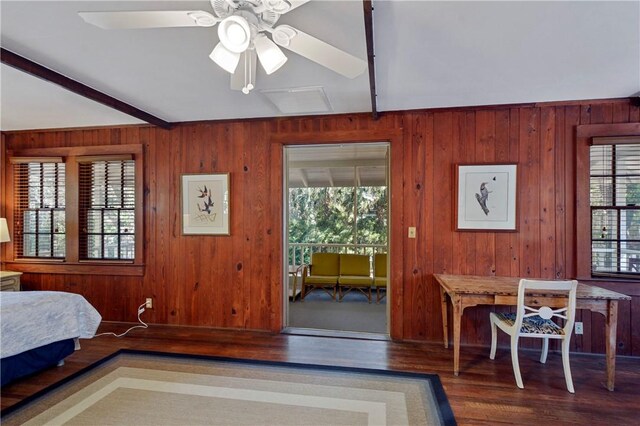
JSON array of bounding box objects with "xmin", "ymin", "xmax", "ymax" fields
[
  {"xmin": 590, "ymin": 142, "xmax": 640, "ymax": 276},
  {"xmin": 78, "ymin": 158, "xmax": 136, "ymax": 261},
  {"xmin": 12, "ymin": 160, "xmax": 66, "ymax": 258}
]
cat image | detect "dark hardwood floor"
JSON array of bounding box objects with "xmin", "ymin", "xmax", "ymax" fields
[{"xmin": 2, "ymin": 323, "xmax": 639, "ymax": 425}]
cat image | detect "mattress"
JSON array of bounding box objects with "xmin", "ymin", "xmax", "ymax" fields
[{"xmin": 0, "ymin": 291, "xmax": 102, "ymax": 359}]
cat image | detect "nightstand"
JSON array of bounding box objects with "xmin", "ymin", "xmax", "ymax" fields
[{"xmin": 0, "ymin": 271, "xmax": 22, "ymax": 291}]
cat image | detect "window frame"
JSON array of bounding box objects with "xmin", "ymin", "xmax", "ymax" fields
[
  {"xmin": 78, "ymin": 155, "xmax": 137, "ymax": 261},
  {"xmin": 5, "ymin": 144, "xmax": 144, "ymax": 276},
  {"xmin": 11, "ymin": 158, "xmax": 67, "ymax": 259},
  {"xmin": 576, "ymin": 123, "xmax": 640, "ymax": 281}
]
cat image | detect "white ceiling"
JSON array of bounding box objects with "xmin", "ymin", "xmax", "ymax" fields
[
  {"xmin": 287, "ymin": 143, "xmax": 388, "ymax": 187},
  {"xmin": 1, "ymin": 1, "xmax": 639, "ymax": 131}
]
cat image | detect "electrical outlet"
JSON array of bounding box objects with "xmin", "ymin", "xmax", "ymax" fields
[
  {"xmin": 575, "ymin": 322, "xmax": 583, "ymax": 335},
  {"xmin": 408, "ymin": 227, "xmax": 416, "ymax": 238},
  {"xmin": 145, "ymin": 298, "xmax": 153, "ymax": 309}
]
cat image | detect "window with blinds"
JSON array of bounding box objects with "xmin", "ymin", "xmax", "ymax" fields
[
  {"xmin": 12, "ymin": 160, "xmax": 66, "ymax": 258},
  {"xmin": 79, "ymin": 158, "xmax": 136, "ymax": 260},
  {"xmin": 590, "ymin": 142, "xmax": 640, "ymax": 277}
]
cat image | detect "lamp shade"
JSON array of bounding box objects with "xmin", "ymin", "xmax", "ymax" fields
[
  {"xmin": 218, "ymin": 15, "xmax": 251, "ymax": 53},
  {"xmin": 254, "ymin": 34, "xmax": 287, "ymax": 75},
  {"xmin": 210, "ymin": 42, "xmax": 241, "ymax": 74},
  {"xmin": 0, "ymin": 218, "xmax": 10, "ymax": 243}
]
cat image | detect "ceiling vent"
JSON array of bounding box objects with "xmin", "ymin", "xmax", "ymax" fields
[{"xmin": 261, "ymin": 86, "xmax": 332, "ymax": 114}]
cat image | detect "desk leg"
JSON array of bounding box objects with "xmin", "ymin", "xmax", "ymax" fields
[
  {"xmin": 605, "ymin": 300, "xmax": 619, "ymax": 391},
  {"xmin": 440, "ymin": 286, "xmax": 449, "ymax": 348},
  {"xmin": 452, "ymin": 294, "xmax": 463, "ymax": 376}
]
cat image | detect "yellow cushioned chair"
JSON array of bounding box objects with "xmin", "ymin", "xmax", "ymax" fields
[
  {"xmin": 301, "ymin": 252, "xmax": 339, "ymax": 301},
  {"xmin": 338, "ymin": 253, "xmax": 373, "ymax": 303},
  {"xmin": 374, "ymin": 253, "xmax": 387, "ymax": 303}
]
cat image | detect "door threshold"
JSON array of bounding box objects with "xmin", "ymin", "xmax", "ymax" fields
[{"xmin": 282, "ymin": 327, "xmax": 390, "ymax": 341}]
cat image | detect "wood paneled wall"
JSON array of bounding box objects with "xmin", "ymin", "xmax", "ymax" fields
[{"xmin": 2, "ymin": 99, "xmax": 639, "ymax": 355}]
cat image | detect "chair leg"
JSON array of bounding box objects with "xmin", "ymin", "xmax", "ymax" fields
[
  {"xmin": 540, "ymin": 337, "xmax": 549, "ymax": 364},
  {"xmin": 561, "ymin": 338, "xmax": 575, "ymax": 393},
  {"xmin": 510, "ymin": 335, "xmax": 524, "ymax": 389},
  {"xmin": 489, "ymin": 317, "xmax": 498, "ymax": 360}
]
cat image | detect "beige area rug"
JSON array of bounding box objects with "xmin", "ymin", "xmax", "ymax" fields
[{"xmin": 2, "ymin": 350, "xmax": 456, "ymax": 425}]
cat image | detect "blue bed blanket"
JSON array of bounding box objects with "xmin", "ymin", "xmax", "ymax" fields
[{"xmin": 0, "ymin": 291, "xmax": 102, "ymax": 359}]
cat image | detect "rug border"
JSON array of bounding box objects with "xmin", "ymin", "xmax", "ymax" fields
[{"xmin": 1, "ymin": 348, "xmax": 457, "ymax": 425}]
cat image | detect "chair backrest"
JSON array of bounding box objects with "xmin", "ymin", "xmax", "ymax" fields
[
  {"xmin": 374, "ymin": 253, "xmax": 387, "ymax": 278},
  {"xmin": 339, "ymin": 254, "xmax": 370, "ymax": 276},
  {"xmin": 515, "ymin": 279, "xmax": 578, "ymax": 335},
  {"xmin": 309, "ymin": 252, "xmax": 340, "ymax": 276}
]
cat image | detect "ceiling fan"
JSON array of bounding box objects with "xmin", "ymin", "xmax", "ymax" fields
[{"xmin": 79, "ymin": 0, "xmax": 367, "ymax": 94}]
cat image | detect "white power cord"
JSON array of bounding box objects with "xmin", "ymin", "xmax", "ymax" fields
[{"xmin": 94, "ymin": 302, "xmax": 149, "ymax": 338}]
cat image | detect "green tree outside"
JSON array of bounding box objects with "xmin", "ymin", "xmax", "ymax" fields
[{"xmin": 288, "ymin": 186, "xmax": 387, "ymax": 264}]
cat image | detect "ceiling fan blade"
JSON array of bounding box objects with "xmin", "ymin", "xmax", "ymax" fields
[
  {"xmin": 271, "ymin": 25, "xmax": 366, "ymax": 79},
  {"xmin": 231, "ymin": 50, "xmax": 258, "ymax": 93},
  {"xmin": 78, "ymin": 10, "xmax": 218, "ymax": 29}
]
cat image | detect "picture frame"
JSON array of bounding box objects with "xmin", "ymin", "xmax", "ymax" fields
[
  {"xmin": 181, "ymin": 173, "xmax": 230, "ymax": 235},
  {"xmin": 455, "ymin": 164, "xmax": 517, "ymax": 231}
]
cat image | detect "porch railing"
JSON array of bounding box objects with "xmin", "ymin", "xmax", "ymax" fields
[{"xmin": 288, "ymin": 242, "xmax": 387, "ymax": 267}]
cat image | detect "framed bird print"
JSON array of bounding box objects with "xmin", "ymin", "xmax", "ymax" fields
[
  {"xmin": 455, "ymin": 164, "xmax": 517, "ymax": 231},
  {"xmin": 181, "ymin": 173, "xmax": 230, "ymax": 235}
]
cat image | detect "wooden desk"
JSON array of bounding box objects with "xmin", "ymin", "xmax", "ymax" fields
[{"xmin": 434, "ymin": 274, "xmax": 631, "ymax": 391}]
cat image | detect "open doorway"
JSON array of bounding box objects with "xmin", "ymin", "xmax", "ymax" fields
[{"xmin": 283, "ymin": 143, "xmax": 389, "ymax": 338}]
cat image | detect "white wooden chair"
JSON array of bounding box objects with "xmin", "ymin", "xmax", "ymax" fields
[{"xmin": 489, "ymin": 279, "xmax": 578, "ymax": 393}]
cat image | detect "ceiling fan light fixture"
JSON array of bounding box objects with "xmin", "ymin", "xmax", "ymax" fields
[
  {"xmin": 254, "ymin": 34, "xmax": 288, "ymax": 75},
  {"xmin": 264, "ymin": 0, "xmax": 292, "ymax": 13},
  {"xmin": 210, "ymin": 42, "xmax": 241, "ymax": 73},
  {"xmin": 187, "ymin": 11, "xmax": 217, "ymax": 27},
  {"xmin": 272, "ymin": 26, "xmax": 296, "ymax": 47},
  {"xmin": 218, "ymin": 15, "xmax": 251, "ymax": 53}
]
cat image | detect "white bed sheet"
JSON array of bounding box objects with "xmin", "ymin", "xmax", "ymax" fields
[{"xmin": 0, "ymin": 291, "xmax": 102, "ymax": 358}]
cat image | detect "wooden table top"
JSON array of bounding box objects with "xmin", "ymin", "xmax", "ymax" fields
[{"xmin": 434, "ymin": 274, "xmax": 631, "ymax": 301}]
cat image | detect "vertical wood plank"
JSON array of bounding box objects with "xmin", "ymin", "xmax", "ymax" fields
[
  {"xmin": 563, "ymin": 106, "xmax": 580, "ymax": 280},
  {"xmin": 508, "ymin": 108, "xmax": 521, "ymax": 278},
  {"xmin": 389, "ymin": 120, "xmax": 405, "ymax": 341},
  {"xmin": 519, "ymin": 108, "xmax": 541, "ymax": 277},
  {"xmin": 554, "ymin": 107, "xmax": 566, "ymax": 279},
  {"xmin": 451, "ymin": 112, "xmax": 476, "ymax": 276},
  {"xmin": 494, "ymin": 109, "xmax": 512, "ymax": 276},
  {"xmin": 631, "ymin": 296, "xmax": 640, "ymax": 356},
  {"xmin": 403, "ymin": 113, "xmax": 425, "ymax": 339},
  {"xmin": 432, "ymin": 112, "xmax": 454, "ymax": 277},
  {"xmin": 268, "ymin": 125, "xmax": 283, "ymax": 332},
  {"xmin": 227, "ymin": 123, "xmax": 247, "ymax": 328},
  {"xmin": 539, "ymin": 107, "xmax": 556, "ymax": 279},
  {"xmin": 612, "ymin": 103, "xmax": 630, "ymax": 123}
]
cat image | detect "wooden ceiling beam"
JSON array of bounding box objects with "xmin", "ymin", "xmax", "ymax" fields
[
  {"xmin": 363, "ymin": 0, "xmax": 379, "ymax": 121},
  {"xmin": 1, "ymin": 48, "xmax": 173, "ymax": 130}
]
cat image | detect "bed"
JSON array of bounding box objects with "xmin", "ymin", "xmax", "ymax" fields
[{"xmin": 0, "ymin": 291, "xmax": 102, "ymax": 386}]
